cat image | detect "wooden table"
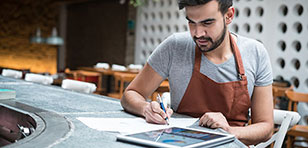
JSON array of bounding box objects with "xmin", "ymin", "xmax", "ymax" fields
[
  {"xmin": 78, "ymin": 67, "xmax": 140, "ymax": 94},
  {"xmin": 78, "ymin": 67, "xmax": 170, "ymax": 100},
  {"xmin": 78, "ymin": 67, "xmax": 140, "ymax": 75}
]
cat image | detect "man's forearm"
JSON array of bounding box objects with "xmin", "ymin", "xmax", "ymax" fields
[
  {"xmin": 228, "ymin": 122, "xmax": 273, "ymax": 145},
  {"xmin": 121, "ymin": 90, "xmax": 149, "ymax": 117}
]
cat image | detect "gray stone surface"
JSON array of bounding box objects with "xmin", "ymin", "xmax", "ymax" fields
[{"xmin": 0, "ymin": 76, "xmax": 246, "ymax": 148}]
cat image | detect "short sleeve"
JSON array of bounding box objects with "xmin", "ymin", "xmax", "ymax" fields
[
  {"xmin": 255, "ymin": 43, "xmax": 273, "ymax": 86},
  {"xmin": 147, "ymin": 34, "xmax": 175, "ymax": 79}
]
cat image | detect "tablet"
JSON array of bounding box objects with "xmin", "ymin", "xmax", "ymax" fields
[{"xmin": 116, "ymin": 127, "xmax": 234, "ymax": 148}]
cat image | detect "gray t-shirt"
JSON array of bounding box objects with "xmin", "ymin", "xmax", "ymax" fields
[{"xmin": 148, "ymin": 32, "xmax": 273, "ymax": 111}]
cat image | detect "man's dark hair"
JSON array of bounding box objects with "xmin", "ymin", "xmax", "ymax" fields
[{"xmin": 178, "ymin": 0, "xmax": 233, "ymax": 14}]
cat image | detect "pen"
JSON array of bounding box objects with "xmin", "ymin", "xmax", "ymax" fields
[{"xmin": 157, "ymin": 94, "xmax": 170, "ymax": 125}]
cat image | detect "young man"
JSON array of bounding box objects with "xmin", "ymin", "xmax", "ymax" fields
[{"xmin": 121, "ymin": 0, "xmax": 273, "ymax": 145}]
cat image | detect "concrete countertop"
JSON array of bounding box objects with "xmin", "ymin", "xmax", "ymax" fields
[{"xmin": 0, "ymin": 76, "xmax": 245, "ymax": 148}]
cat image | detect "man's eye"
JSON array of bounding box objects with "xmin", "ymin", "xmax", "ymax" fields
[{"xmin": 202, "ymin": 22, "xmax": 212, "ymax": 25}]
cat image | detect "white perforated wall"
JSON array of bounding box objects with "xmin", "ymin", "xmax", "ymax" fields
[
  {"xmin": 230, "ymin": 0, "xmax": 308, "ymax": 128},
  {"xmin": 231, "ymin": 0, "xmax": 308, "ymax": 128},
  {"xmin": 134, "ymin": 0, "xmax": 187, "ymax": 64},
  {"xmin": 135, "ymin": 0, "xmax": 308, "ymax": 93},
  {"xmin": 231, "ymin": 0, "xmax": 308, "ymax": 94}
]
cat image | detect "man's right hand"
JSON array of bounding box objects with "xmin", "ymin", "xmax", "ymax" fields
[
  {"xmin": 143, "ymin": 101, "xmax": 173, "ymax": 124},
  {"xmin": 121, "ymin": 63, "xmax": 173, "ymax": 124}
]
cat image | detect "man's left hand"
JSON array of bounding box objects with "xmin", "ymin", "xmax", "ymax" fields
[{"xmin": 199, "ymin": 112, "xmax": 230, "ymax": 132}]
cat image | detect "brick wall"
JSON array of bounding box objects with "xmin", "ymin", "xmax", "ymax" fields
[{"xmin": 0, "ymin": 0, "xmax": 59, "ymax": 74}]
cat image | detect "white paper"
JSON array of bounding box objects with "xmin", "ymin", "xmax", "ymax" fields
[{"xmin": 77, "ymin": 117, "xmax": 198, "ymax": 134}]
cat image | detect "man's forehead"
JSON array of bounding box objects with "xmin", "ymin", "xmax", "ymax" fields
[
  {"xmin": 184, "ymin": 1, "xmax": 221, "ymax": 22},
  {"xmin": 184, "ymin": 1, "xmax": 220, "ymax": 15}
]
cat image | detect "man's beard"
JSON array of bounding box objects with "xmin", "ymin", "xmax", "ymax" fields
[{"xmin": 193, "ymin": 22, "xmax": 227, "ymax": 53}]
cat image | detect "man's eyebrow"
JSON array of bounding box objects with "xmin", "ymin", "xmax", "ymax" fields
[
  {"xmin": 185, "ymin": 16, "xmax": 195, "ymax": 23},
  {"xmin": 200, "ymin": 18, "xmax": 215, "ymax": 23},
  {"xmin": 185, "ymin": 16, "xmax": 216, "ymax": 23}
]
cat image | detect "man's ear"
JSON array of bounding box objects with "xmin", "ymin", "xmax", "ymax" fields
[{"xmin": 225, "ymin": 7, "xmax": 235, "ymax": 25}]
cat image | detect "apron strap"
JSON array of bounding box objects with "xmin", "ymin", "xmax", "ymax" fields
[
  {"xmin": 229, "ymin": 33, "xmax": 245, "ymax": 80},
  {"xmin": 194, "ymin": 45, "xmax": 202, "ymax": 71}
]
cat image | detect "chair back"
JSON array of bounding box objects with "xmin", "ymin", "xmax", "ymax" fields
[
  {"xmin": 284, "ymin": 91, "xmax": 308, "ymax": 148},
  {"xmin": 255, "ymin": 109, "xmax": 301, "ymax": 148},
  {"xmin": 272, "ymin": 85, "xmax": 293, "ymax": 98},
  {"xmin": 151, "ymin": 80, "xmax": 170, "ymax": 101},
  {"xmin": 25, "ymin": 73, "xmax": 53, "ymax": 85},
  {"xmin": 1, "ymin": 69, "xmax": 23, "ymax": 79},
  {"xmin": 110, "ymin": 72, "xmax": 136, "ymax": 98},
  {"xmin": 285, "ymin": 90, "xmax": 308, "ymax": 112},
  {"xmin": 61, "ymin": 79, "xmax": 96, "ymax": 93},
  {"xmin": 272, "ymin": 82, "xmax": 293, "ymax": 109}
]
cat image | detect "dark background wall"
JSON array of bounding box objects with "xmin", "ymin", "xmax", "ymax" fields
[
  {"xmin": 0, "ymin": 0, "xmax": 136, "ymax": 74},
  {"xmin": 0, "ymin": 0, "xmax": 59, "ymax": 74},
  {"xmin": 66, "ymin": 0, "xmax": 130, "ymax": 69}
]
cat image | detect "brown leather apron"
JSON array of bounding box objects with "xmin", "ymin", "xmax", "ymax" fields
[{"xmin": 176, "ymin": 33, "xmax": 251, "ymax": 126}]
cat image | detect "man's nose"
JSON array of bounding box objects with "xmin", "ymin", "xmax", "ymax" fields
[{"xmin": 195, "ymin": 24, "xmax": 206, "ymax": 38}]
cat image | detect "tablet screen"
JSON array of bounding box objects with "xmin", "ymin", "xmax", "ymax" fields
[{"xmin": 126, "ymin": 127, "xmax": 227, "ymax": 147}]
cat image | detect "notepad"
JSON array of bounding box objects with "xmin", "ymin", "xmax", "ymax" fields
[
  {"xmin": 0, "ymin": 89, "xmax": 16, "ymax": 100},
  {"xmin": 77, "ymin": 117, "xmax": 199, "ymax": 134}
]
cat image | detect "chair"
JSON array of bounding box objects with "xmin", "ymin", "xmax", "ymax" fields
[
  {"xmin": 24, "ymin": 73, "xmax": 53, "ymax": 85},
  {"xmin": 272, "ymin": 80, "xmax": 293, "ymax": 109},
  {"xmin": 107, "ymin": 72, "xmax": 136, "ymax": 99},
  {"xmin": 61, "ymin": 79, "xmax": 96, "ymax": 93},
  {"xmin": 285, "ymin": 90, "xmax": 308, "ymax": 148},
  {"xmin": 255, "ymin": 109, "xmax": 301, "ymax": 148},
  {"xmin": 1, "ymin": 69, "xmax": 23, "ymax": 79}
]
